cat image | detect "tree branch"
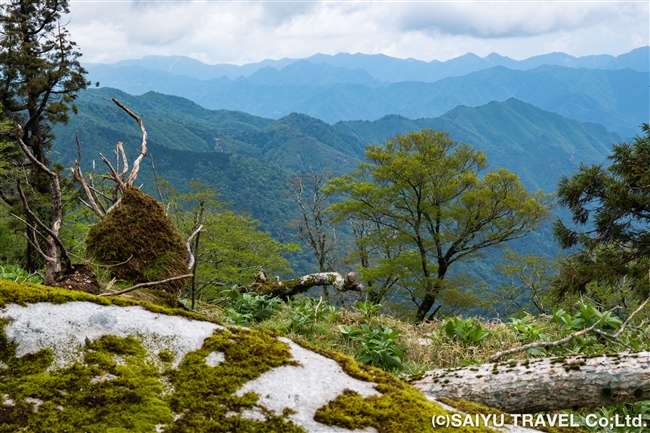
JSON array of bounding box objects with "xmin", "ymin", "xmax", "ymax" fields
[
  {"xmin": 112, "ymin": 99, "xmax": 147, "ymax": 188},
  {"xmin": 98, "ymin": 274, "xmax": 194, "ymax": 297},
  {"xmin": 186, "ymin": 225, "xmax": 203, "ymax": 271},
  {"xmin": 489, "ymin": 305, "xmax": 622, "ymax": 362},
  {"xmin": 71, "ymin": 132, "xmax": 105, "ymax": 218}
]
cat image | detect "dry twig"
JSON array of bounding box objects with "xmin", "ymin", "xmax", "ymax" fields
[{"xmin": 98, "ymin": 274, "xmax": 194, "ymax": 297}]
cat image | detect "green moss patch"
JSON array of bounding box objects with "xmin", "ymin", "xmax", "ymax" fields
[
  {"xmin": 299, "ymin": 342, "xmax": 496, "ymax": 433},
  {"xmin": 0, "ymin": 332, "xmax": 172, "ymax": 432},
  {"xmin": 167, "ymin": 327, "xmax": 304, "ymax": 432}
]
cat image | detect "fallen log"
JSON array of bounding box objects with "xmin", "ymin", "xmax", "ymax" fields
[
  {"xmin": 243, "ymin": 270, "xmax": 364, "ymax": 298},
  {"xmin": 412, "ymin": 351, "xmax": 650, "ymax": 413}
]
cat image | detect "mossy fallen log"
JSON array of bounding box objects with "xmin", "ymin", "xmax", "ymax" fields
[{"xmin": 412, "ymin": 352, "xmax": 650, "ymax": 413}]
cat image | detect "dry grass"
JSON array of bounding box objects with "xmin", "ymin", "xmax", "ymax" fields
[{"xmin": 134, "ymin": 293, "xmax": 633, "ymax": 375}]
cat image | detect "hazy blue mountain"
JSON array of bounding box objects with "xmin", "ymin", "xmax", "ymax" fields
[
  {"xmin": 244, "ymin": 61, "xmax": 381, "ymax": 87},
  {"xmin": 111, "ymin": 55, "xmax": 296, "ymax": 80},
  {"xmin": 485, "ymin": 47, "xmax": 649, "ymax": 72},
  {"xmin": 335, "ymin": 98, "xmax": 620, "ymax": 192},
  {"xmin": 306, "ymin": 47, "xmax": 649, "ymax": 81},
  {"xmin": 89, "ymin": 46, "xmax": 648, "ymax": 84},
  {"xmin": 86, "ymin": 62, "xmax": 648, "ymax": 138}
]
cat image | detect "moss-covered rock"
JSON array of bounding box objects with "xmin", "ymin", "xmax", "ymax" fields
[
  {"xmin": 86, "ymin": 187, "xmax": 189, "ymax": 293},
  {"xmin": 0, "ymin": 280, "xmax": 539, "ymax": 433}
]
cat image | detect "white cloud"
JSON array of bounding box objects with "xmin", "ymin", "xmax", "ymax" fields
[
  {"xmin": 389, "ymin": 2, "xmax": 643, "ymax": 38},
  {"xmin": 67, "ymin": 0, "xmax": 649, "ymax": 64}
]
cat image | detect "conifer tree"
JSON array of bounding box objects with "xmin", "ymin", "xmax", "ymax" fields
[
  {"xmin": 0, "ymin": 0, "xmax": 89, "ymax": 270},
  {"xmin": 554, "ymin": 124, "xmax": 650, "ymax": 300}
]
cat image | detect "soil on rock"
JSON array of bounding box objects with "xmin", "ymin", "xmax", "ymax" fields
[{"xmin": 50, "ymin": 264, "xmax": 100, "ymax": 295}]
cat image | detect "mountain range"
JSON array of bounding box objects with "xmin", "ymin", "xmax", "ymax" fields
[
  {"xmin": 51, "ymin": 86, "xmax": 628, "ymax": 280},
  {"xmin": 94, "ymin": 46, "xmax": 649, "ymax": 82},
  {"xmin": 85, "ymin": 47, "xmax": 649, "ymax": 138}
]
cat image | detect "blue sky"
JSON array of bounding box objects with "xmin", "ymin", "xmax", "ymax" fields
[{"xmin": 68, "ymin": 0, "xmax": 649, "ymax": 65}]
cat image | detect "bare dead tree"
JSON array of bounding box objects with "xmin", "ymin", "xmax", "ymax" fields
[
  {"xmin": 71, "ymin": 98, "xmax": 148, "ymax": 218},
  {"xmin": 11, "ymin": 126, "xmax": 70, "ymax": 286},
  {"xmin": 288, "ymin": 167, "xmax": 339, "ymax": 299}
]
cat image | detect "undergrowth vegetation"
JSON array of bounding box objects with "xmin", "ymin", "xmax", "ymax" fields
[{"xmin": 195, "ymin": 288, "xmax": 650, "ymax": 433}]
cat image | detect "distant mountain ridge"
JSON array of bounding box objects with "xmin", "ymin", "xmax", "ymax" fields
[
  {"xmin": 90, "ymin": 46, "xmax": 649, "ymax": 82},
  {"xmin": 51, "ymin": 88, "xmax": 625, "ymax": 276},
  {"xmin": 335, "ymin": 98, "xmax": 618, "ymax": 192},
  {"xmin": 85, "ymin": 63, "xmax": 648, "ymax": 138}
]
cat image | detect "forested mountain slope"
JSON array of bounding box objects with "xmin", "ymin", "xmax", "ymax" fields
[
  {"xmin": 335, "ymin": 98, "xmax": 620, "ymax": 192},
  {"xmin": 52, "ymin": 89, "xmax": 622, "ymax": 260}
]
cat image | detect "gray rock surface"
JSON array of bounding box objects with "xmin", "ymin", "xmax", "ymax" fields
[{"xmin": 0, "ymin": 302, "xmax": 222, "ymax": 368}]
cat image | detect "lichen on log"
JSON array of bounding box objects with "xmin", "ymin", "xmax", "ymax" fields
[{"xmin": 244, "ymin": 271, "xmax": 364, "ymax": 298}]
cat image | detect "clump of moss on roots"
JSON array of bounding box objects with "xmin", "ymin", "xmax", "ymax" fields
[{"xmin": 85, "ymin": 187, "xmax": 189, "ymax": 293}]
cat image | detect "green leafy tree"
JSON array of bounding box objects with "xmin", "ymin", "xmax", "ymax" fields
[
  {"xmin": 168, "ymin": 182, "xmax": 299, "ymax": 300},
  {"xmin": 553, "ymin": 124, "xmax": 650, "ymax": 307},
  {"xmin": 491, "ymin": 250, "xmax": 560, "ymax": 316},
  {"xmin": 327, "ymin": 129, "xmax": 551, "ymax": 321},
  {"xmin": 0, "ymin": 0, "xmax": 89, "ymax": 270}
]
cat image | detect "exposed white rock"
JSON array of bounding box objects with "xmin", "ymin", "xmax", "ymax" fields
[
  {"xmin": 90, "ymin": 372, "xmax": 118, "ymax": 384},
  {"xmin": 0, "ymin": 302, "xmax": 223, "ymax": 368},
  {"xmin": 204, "ymin": 351, "xmax": 225, "ymax": 367},
  {"xmin": 235, "ymin": 337, "xmax": 379, "ymax": 433},
  {"xmin": 25, "ymin": 397, "xmax": 43, "ymax": 412}
]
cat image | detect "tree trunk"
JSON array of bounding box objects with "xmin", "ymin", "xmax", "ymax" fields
[
  {"xmin": 412, "ymin": 351, "xmax": 650, "ymax": 413},
  {"xmin": 244, "ymin": 271, "xmax": 364, "ymax": 298}
]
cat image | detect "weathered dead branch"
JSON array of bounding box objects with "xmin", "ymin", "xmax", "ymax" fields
[
  {"xmin": 73, "ymin": 98, "xmax": 148, "ymax": 217},
  {"xmin": 98, "ymin": 274, "xmax": 194, "ymax": 297},
  {"xmin": 186, "ymin": 225, "xmax": 203, "ymax": 271},
  {"xmin": 489, "ymin": 306, "xmax": 622, "ymax": 362},
  {"xmin": 244, "ymin": 271, "xmax": 364, "ymax": 298}
]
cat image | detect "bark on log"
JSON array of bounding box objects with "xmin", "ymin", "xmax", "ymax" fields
[
  {"xmin": 412, "ymin": 351, "xmax": 650, "ymax": 413},
  {"xmin": 244, "ymin": 272, "xmax": 364, "ymax": 298}
]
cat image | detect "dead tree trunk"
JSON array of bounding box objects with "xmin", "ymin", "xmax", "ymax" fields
[
  {"xmin": 12, "ymin": 126, "xmax": 70, "ymax": 285},
  {"xmin": 244, "ymin": 271, "xmax": 364, "ymax": 298},
  {"xmin": 412, "ymin": 351, "xmax": 650, "ymax": 413}
]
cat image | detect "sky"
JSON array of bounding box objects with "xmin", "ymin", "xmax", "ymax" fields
[{"xmin": 67, "ymin": 0, "xmax": 649, "ymax": 65}]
